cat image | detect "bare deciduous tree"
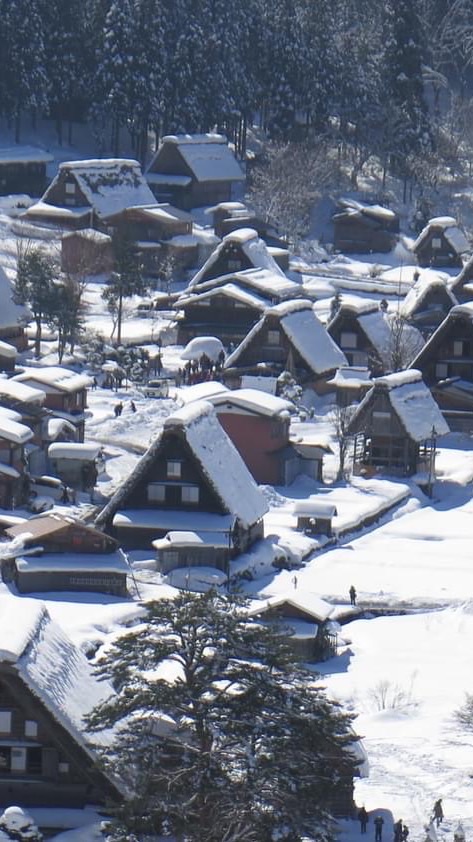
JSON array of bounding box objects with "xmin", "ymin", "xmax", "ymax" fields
[{"xmin": 330, "ymin": 402, "xmax": 355, "ymax": 481}]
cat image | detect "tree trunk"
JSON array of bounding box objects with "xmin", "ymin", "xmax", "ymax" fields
[
  {"xmin": 34, "ymin": 317, "xmax": 42, "ymax": 360},
  {"xmin": 116, "ymin": 289, "xmax": 123, "ymax": 345}
]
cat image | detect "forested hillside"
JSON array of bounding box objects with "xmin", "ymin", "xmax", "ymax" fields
[{"xmin": 1, "ymin": 0, "xmax": 472, "ymax": 167}]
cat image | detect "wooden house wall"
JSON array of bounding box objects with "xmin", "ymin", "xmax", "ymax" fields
[
  {"xmin": 416, "ymin": 231, "xmax": 463, "ymax": 268},
  {"xmin": 43, "ymin": 169, "xmax": 90, "ymax": 210},
  {"xmin": 0, "ymin": 476, "xmax": 26, "ymax": 510},
  {"xmin": 109, "ymin": 209, "xmax": 191, "ymax": 241},
  {"xmin": 157, "ymin": 544, "xmax": 231, "ymax": 574},
  {"xmin": 14, "ymin": 567, "xmax": 127, "ymax": 597},
  {"xmin": 351, "ymin": 389, "xmax": 421, "ymax": 475},
  {"xmin": 26, "ymin": 523, "xmax": 116, "ymax": 554},
  {"xmin": 334, "ymin": 218, "xmax": 395, "ymax": 253},
  {"xmin": 61, "ymin": 235, "xmax": 114, "ymax": 275},
  {"xmin": 407, "ymin": 287, "xmax": 455, "ymax": 333},
  {"xmin": 229, "ymin": 314, "xmax": 319, "ymax": 382},
  {"xmin": 418, "ymin": 318, "xmax": 473, "ymax": 385},
  {"xmin": 0, "ymin": 668, "xmax": 118, "ymax": 808},
  {"xmin": 328, "ymin": 310, "xmax": 379, "ymax": 370},
  {"xmin": 0, "ymin": 161, "xmax": 48, "ymax": 197},
  {"xmin": 122, "ymin": 431, "xmax": 227, "ymax": 515},
  {"xmin": 177, "ymin": 295, "xmax": 262, "ymax": 345}
]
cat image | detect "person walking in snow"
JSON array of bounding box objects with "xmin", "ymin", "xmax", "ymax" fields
[
  {"xmin": 433, "ymin": 800, "xmax": 443, "ymax": 828},
  {"xmin": 401, "ymin": 824, "xmax": 409, "ymax": 842},
  {"xmin": 374, "ymin": 815, "xmax": 384, "ymax": 842},
  {"xmin": 349, "ymin": 584, "xmax": 357, "ymax": 606},
  {"xmin": 358, "ymin": 807, "xmax": 369, "ymax": 834},
  {"xmin": 130, "ymin": 400, "xmax": 136, "ymax": 413},
  {"xmin": 393, "ymin": 819, "xmax": 403, "ymax": 842}
]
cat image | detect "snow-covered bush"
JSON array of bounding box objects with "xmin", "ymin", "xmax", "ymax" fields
[{"xmin": 0, "ymin": 807, "xmax": 42, "ymax": 842}]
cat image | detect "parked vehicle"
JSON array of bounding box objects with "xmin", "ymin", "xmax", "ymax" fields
[{"xmin": 140, "ymin": 378, "xmax": 172, "ymax": 398}]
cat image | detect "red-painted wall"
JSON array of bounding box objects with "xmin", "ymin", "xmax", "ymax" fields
[{"xmin": 216, "ymin": 411, "xmax": 289, "ymax": 484}]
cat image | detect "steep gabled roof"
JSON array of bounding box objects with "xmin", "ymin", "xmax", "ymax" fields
[
  {"xmin": 149, "ymin": 134, "xmax": 245, "ymax": 183},
  {"xmin": 188, "ymin": 229, "xmax": 286, "ymax": 289},
  {"xmin": 412, "ymin": 302, "xmax": 473, "ymax": 371},
  {"xmin": 97, "ymin": 401, "xmax": 268, "ymax": 529},
  {"xmin": 177, "ymin": 282, "xmax": 271, "ymax": 312},
  {"xmin": 226, "ymin": 300, "xmax": 347, "ymax": 375},
  {"xmin": 0, "ymin": 596, "xmax": 114, "ymax": 755},
  {"xmin": 401, "ymin": 274, "xmax": 457, "ymax": 318},
  {"xmin": 413, "ymin": 216, "xmax": 470, "ymax": 255},
  {"xmin": 349, "ymin": 369, "xmax": 449, "ymax": 441}
]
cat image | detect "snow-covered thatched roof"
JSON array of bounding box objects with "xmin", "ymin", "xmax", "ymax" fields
[
  {"xmin": 401, "ymin": 274, "xmax": 457, "ymax": 318},
  {"xmin": 207, "ymin": 387, "xmax": 294, "ymax": 418},
  {"xmin": 226, "ymin": 300, "xmax": 347, "ymax": 375},
  {"xmin": 0, "ymin": 597, "xmax": 114, "ymax": 754},
  {"xmin": 48, "ymin": 159, "xmax": 156, "ymax": 220},
  {"xmin": 97, "ymin": 401, "xmax": 268, "ymax": 529},
  {"xmin": 351, "ymin": 369, "xmax": 449, "ymax": 442},
  {"xmin": 188, "ymin": 229, "xmax": 286, "ymax": 289},
  {"xmin": 177, "ymin": 282, "xmax": 271, "ymax": 312},
  {"xmin": 151, "ymin": 134, "xmax": 245, "ymax": 183},
  {"xmin": 247, "ymin": 591, "xmax": 334, "ymax": 623}
]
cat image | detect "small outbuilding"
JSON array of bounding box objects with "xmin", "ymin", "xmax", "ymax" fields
[
  {"xmin": 247, "ymin": 592, "xmax": 337, "ymax": 661},
  {"xmin": 0, "ymin": 146, "xmax": 53, "ymax": 195},
  {"xmin": 47, "ymin": 442, "xmax": 104, "ymax": 491},
  {"xmin": 332, "ymin": 199, "xmax": 399, "ymax": 253},
  {"xmin": 413, "ymin": 216, "xmax": 470, "ymax": 268},
  {"xmin": 61, "ymin": 228, "xmax": 114, "ymax": 275},
  {"xmin": 293, "ymin": 500, "xmax": 338, "ymax": 536}
]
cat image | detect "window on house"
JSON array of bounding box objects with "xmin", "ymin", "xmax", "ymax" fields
[
  {"xmin": 373, "ymin": 411, "xmax": 391, "ymax": 420},
  {"xmin": 58, "ymin": 761, "xmax": 70, "ymax": 774},
  {"xmin": 340, "ymin": 331, "xmax": 358, "ymax": 349},
  {"xmin": 164, "ymin": 550, "xmax": 179, "ymax": 567},
  {"xmin": 11, "ymin": 748, "xmax": 26, "ymax": 772},
  {"xmin": 435, "ymin": 363, "xmax": 448, "ymax": 379},
  {"xmin": 453, "ymin": 340, "xmax": 465, "ymax": 357},
  {"xmin": 234, "ymin": 300, "xmax": 248, "ymax": 308},
  {"xmin": 267, "ymin": 330, "xmax": 280, "ymax": 345},
  {"xmin": 27, "ymin": 748, "xmax": 42, "ymax": 774},
  {"xmin": 0, "ymin": 748, "xmax": 11, "ymax": 770},
  {"xmin": 24, "ymin": 720, "xmax": 38, "ymax": 738},
  {"xmin": 147, "ymin": 483, "xmax": 166, "ymax": 502},
  {"xmin": 432, "ymin": 237, "xmax": 442, "ymax": 249},
  {"xmin": 0, "ymin": 711, "xmax": 12, "ymax": 733},
  {"xmin": 167, "ymin": 460, "xmax": 182, "ymax": 479},
  {"xmin": 65, "ymin": 181, "xmax": 76, "ymax": 195},
  {"xmin": 227, "ymin": 259, "xmax": 242, "ymax": 271},
  {"xmin": 181, "ymin": 485, "xmax": 199, "ymax": 504}
]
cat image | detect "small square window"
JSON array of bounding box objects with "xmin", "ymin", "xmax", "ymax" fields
[
  {"xmin": 340, "ymin": 332, "xmax": 358, "ymax": 349},
  {"xmin": 432, "ymin": 237, "xmax": 442, "ymax": 249},
  {"xmin": 11, "ymin": 748, "xmax": 26, "ymax": 772},
  {"xmin": 65, "ymin": 181, "xmax": 76, "ymax": 195},
  {"xmin": 167, "ymin": 460, "xmax": 181, "ymax": 479},
  {"xmin": 58, "ymin": 761, "xmax": 70, "ymax": 774},
  {"xmin": 181, "ymin": 485, "xmax": 199, "ymax": 504},
  {"xmin": 148, "ymin": 483, "xmax": 166, "ymax": 502},
  {"xmin": 24, "ymin": 720, "xmax": 38, "ymax": 738},
  {"xmin": 227, "ymin": 259, "xmax": 241, "ymax": 271},
  {"xmin": 435, "ymin": 363, "xmax": 448, "ymax": 379},
  {"xmin": 267, "ymin": 330, "xmax": 280, "ymax": 345},
  {"xmin": 453, "ymin": 340, "xmax": 464, "ymax": 357}
]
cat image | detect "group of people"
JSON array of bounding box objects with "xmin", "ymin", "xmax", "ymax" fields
[
  {"xmin": 176, "ymin": 350, "xmax": 226, "ymax": 387},
  {"xmin": 357, "ymin": 799, "xmax": 443, "ymax": 842}
]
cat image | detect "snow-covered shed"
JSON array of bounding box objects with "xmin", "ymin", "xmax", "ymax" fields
[
  {"xmin": 413, "ymin": 216, "xmax": 470, "ymax": 268},
  {"xmin": 47, "ymin": 442, "xmax": 104, "ymax": 490},
  {"xmin": 0, "ymin": 596, "xmax": 121, "ymax": 806},
  {"xmin": 24, "ymin": 158, "xmax": 156, "ymax": 231},
  {"xmin": 224, "ymin": 299, "xmax": 347, "ymax": 392},
  {"xmin": 332, "ymin": 198, "xmax": 399, "ymax": 254},
  {"xmin": 95, "ymin": 400, "xmax": 268, "ymax": 562},
  {"xmin": 146, "ymin": 133, "xmax": 245, "ymax": 209},
  {"xmin": 348, "ymin": 369, "xmax": 449, "ymax": 477},
  {"xmin": 0, "ymin": 146, "xmax": 53, "ymax": 196},
  {"xmin": 248, "ymin": 591, "xmax": 337, "ymax": 661},
  {"xmin": 293, "ymin": 499, "xmax": 338, "ymax": 536},
  {"xmin": 61, "ymin": 228, "xmax": 114, "ymax": 275}
]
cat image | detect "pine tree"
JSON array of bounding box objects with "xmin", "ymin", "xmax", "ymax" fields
[
  {"xmin": 87, "ymin": 590, "xmax": 359, "ymax": 842},
  {"xmin": 13, "ymin": 243, "xmax": 58, "ymax": 359}
]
